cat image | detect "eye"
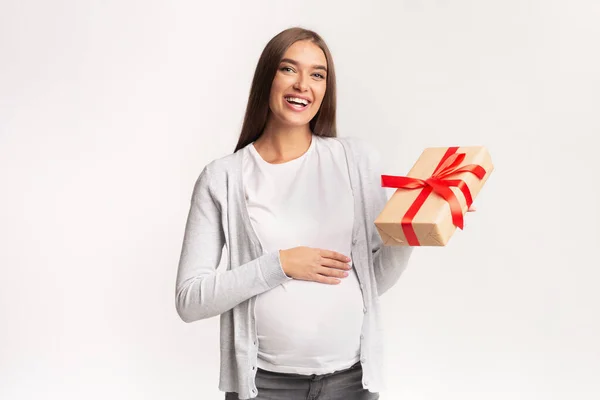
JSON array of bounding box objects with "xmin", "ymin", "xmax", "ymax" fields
[
  {"xmin": 280, "ymin": 66, "xmax": 294, "ymax": 73},
  {"xmin": 313, "ymin": 73, "xmax": 325, "ymax": 79}
]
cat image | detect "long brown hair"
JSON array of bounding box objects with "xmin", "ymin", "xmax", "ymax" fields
[{"xmin": 233, "ymin": 27, "xmax": 337, "ymax": 153}]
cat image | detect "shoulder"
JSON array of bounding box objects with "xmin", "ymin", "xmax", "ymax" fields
[
  {"xmin": 198, "ymin": 144, "xmax": 247, "ymax": 180},
  {"xmin": 330, "ymin": 136, "xmax": 384, "ymax": 172},
  {"xmin": 331, "ymin": 135, "xmax": 379, "ymax": 154},
  {"xmin": 192, "ymin": 149, "xmax": 243, "ymax": 200}
]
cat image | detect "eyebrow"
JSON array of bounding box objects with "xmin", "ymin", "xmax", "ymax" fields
[{"xmin": 280, "ymin": 58, "xmax": 327, "ymax": 72}]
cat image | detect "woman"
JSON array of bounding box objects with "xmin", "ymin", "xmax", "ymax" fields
[{"xmin": 175, "ymin": 27, "xmax": 413, "ymax": 400}]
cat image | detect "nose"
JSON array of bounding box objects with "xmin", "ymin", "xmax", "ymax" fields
[{"xmin": 293, "ymin": 73, "xmax": 309, "ymax": 91}]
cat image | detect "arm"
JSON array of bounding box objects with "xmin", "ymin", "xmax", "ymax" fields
[
  {"xmin": 361, "ymin": 141, "xmax": 414, "ymax": 297},
  {"xmin": 175, "ymin": 164, "xmax": 291, "ymax": 323}
]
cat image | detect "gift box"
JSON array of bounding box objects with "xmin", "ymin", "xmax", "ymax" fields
[{"xmin": 375, "ymin": 146, "xmax": 494, "ymax": 246}]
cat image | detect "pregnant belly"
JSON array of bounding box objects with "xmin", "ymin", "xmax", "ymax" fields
[{"xmin": 255, "ymin": 271, "xmax": 365, "ymax": 364}]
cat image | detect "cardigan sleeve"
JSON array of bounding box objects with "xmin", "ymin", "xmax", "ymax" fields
[
  {"xmin": 175, "ymin": 163, "xmax": 291, "ymax": 323},
  {"xmin": 361, "ymin": 140, "xmax": 414, "ymax": 297}
]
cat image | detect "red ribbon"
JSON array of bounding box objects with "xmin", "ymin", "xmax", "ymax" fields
[{"xmin": 381, "ymin": 147, "xmax": 487, "ymax": 246}]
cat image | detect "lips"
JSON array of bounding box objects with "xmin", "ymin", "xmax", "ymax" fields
[
  {"xmin": 284, "ymin": 94, "xmax": 311, "ymax": 102},
  {"xmin": 284, "ymin": 96, "xmax": 311, "ymax": 111}
]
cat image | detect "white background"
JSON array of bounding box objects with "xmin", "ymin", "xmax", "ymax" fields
[{"xmin": 1, "ymin": 1, "xmax": 599, "ymax": 399}]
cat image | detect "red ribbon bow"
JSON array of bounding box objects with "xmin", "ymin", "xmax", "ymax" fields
[{"xmin": 380, "ymin": 147, "xmax": 486, "ymax": 246}]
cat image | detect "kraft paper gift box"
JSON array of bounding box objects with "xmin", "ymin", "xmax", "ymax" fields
[{"xmin": 375, "ymin": 146, "xmax": 494, "ymax": 246}]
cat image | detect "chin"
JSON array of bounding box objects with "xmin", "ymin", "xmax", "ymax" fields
[
  {"xmin": 277, "ymin": 114, "xmax": 312, "ymax": 127},
  {"xmin": 269, "ymin": 105, "xmax": 317, "ymax": 128},
  {"xmin": 285, "ymin": 119, "xmax": 312, "ymax": 128}
]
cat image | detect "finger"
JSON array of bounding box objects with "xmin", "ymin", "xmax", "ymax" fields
[
  {"xmin": 318, "ymin": 266, "xmax": 349, "ymax": 278},
  {"xmin": 314, "ymin": 274, "xmax": 341, "ymax": 285},
  {"xmin": 320, "ymin": 249, "xmax": 351, "ymax": 263},
  {"xmin": 320, "ymin": 256, "xmax": 351, "ymax": 270}
]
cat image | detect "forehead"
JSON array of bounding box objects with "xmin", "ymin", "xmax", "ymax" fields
[{"xmin": 281, "ymin": 40, "xmax": 327, "ymax": 66}]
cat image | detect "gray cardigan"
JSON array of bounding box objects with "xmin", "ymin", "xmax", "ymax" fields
[{"xmin": 175, "ymin": 136, "xmax": 413, "ymax": 399}]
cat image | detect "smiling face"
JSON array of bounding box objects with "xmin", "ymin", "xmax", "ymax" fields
[{"xmin": 267, "ymin": 40, "xmax": 328, "ymax": 129}]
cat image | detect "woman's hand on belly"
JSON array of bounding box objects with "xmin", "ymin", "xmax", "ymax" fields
[{"xmin": 279, "ymin": 247, "xmax": 352, "ymax": 285}]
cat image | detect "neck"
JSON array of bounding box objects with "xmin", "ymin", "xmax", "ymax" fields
[{"xmin": 254, "ymin": 118, "xmax": 313, "ymax": 163}]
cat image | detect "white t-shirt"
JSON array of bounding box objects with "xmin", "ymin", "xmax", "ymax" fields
[{"xmin": 242, "ymin": 134, "xmax": 365, "ymax": 375}]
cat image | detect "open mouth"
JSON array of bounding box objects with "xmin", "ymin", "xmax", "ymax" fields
[{"xmin": 284, "ymin": 96, "xmax": 310, "ymax": 110}]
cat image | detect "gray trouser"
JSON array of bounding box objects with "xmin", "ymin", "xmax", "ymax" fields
[{"xmin": 225, "ymin": 361, "xmax": 379, "ymax": 400}]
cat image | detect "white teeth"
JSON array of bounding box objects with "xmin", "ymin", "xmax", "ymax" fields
[{"xmin": 285, "ymin": 97, "xmax": 309, "ymax": 106}]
